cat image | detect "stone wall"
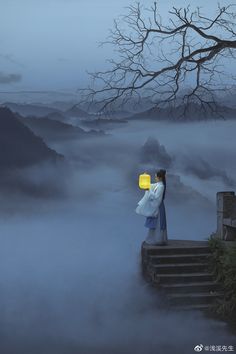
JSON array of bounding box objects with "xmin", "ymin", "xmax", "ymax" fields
[{"xmin": 216, "ymin": 191, "xmax": 236, "ymax": 241}]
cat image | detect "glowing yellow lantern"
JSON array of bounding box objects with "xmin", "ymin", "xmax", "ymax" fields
[{"xmin": 139, "ymin": 172, "xmax": 151, "ymax": 190}]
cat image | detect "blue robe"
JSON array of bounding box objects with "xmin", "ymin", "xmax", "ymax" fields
[{"xmin": 144, "ymin": 200, "xmax": 166, "ymax": 230}]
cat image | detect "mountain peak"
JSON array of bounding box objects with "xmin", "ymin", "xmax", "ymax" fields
[{"xmin": 0, "ymin": 106, "xmax": 62, "ymax": 169}]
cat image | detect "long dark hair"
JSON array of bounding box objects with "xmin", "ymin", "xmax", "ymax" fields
[{"xmin": 156, "ymin": 169, "xmax": 166, "ymax": 200}]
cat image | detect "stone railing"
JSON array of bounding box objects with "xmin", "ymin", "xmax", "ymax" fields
[{"xmin": 216, "ymin": 191, "xmax": 236, "ymax": 241}]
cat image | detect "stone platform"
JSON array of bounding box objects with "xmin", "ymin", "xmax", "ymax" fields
[{"xmin": 141, "ymin": 239, "xmax": 224, "ymax": 311}]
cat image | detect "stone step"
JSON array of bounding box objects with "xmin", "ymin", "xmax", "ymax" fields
[
  {"xmin": 154, "ymin": 272, "xmax": 215, "ymax": 284},
  {"xmin": 151, "ymin": 262, "xmax": 209, "ymax": 274},
  {"xmin": 145, "ymin": 246, "xmax": 211, "ymax": 256},
  {"xmin": 167, "ymin": 291, "xmax": 224, "ymax": 306},
  {"xmin": 172, "ymin": 303, "xmax": 213, "ymax": 311},
  {"xmin": 141, "ymin": 240, "xmax": 225, "ymax": 312},
  {"xmin": 161, "ymin": 281, "xmax": 222, "ymax": 294},
  {"xmin": 149, "ymin": 253, "xmax": 212, "ymax": 264}
]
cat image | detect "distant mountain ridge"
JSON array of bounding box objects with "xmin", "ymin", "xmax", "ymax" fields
[
  {"xmin": 65, "ymin": 105, "xmax": 90, "ymax": 118},
  {"xmin": 128, "ymin": 102, "xmax": 236, "ymax": 121},
  {"xmin": 4, "ymin": 101, "xmax": 93, "ymax": 120},
  {"xmin": 4, "ymin": 100, "xmax": 236, "ymax": 122},
  {"xmin": 0, "ymin": 106, "xmax": 62, "ymax": 169},
  {"xmin": 80, "ymin": 117, "xmax": 128, "ymax": 130},
  {"xmin": 3, "ymin": 102, "xmax": 61, "ymax": 118},
  {"xmin": 20, "ymin": 116, "xmax": 106, "ymax": 140}
]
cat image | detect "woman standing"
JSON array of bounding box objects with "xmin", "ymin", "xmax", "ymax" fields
[{"xmin": 135, "ymin": 169, "xmax": 168, "ymax": 245}]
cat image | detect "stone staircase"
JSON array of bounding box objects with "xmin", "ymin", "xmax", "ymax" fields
[{"xmin": 141, "ymin": 240, "xmax": 224, "ymax": 311}]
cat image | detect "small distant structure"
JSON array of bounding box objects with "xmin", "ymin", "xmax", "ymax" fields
[{"xmin": 216, "ymin": 191, "xmax": 236, "ymax": 241}]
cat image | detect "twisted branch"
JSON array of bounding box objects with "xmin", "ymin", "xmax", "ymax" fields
[{"xmin": 81, "ymin": 2, "xmax": 236, "ymax": 116}]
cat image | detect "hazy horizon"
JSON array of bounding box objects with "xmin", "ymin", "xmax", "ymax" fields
[{"xmin": 0, "ymin": 0, "xmax": 235, "ymax": 93}]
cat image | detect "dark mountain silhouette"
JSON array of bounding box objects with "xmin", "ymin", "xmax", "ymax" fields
[
  {"xmin": 216, "ymin": 85, "xmax": 236, "ymax": 109},
  {"xmin": 80, "ymin": 117, "xmax": 128, "ymax": 130},
  {"xmin": 3, "ymin": 102, "xmax": 62, "ymax": 117},
  {"xmin": 44, "ymin": 111, "xmax": 66, "ymax": 122},
  {"xmin": 45, "ymin": 100, "xmax": 78, "ymax": 111},
  {"xmin": 140, "ymin": 136, "xmax": 172, "ymax": 168},
  {"xmin": 183, "ymin": 156, "xmax": 235, "ymax": 187},
  {"xmin": 0, "ymin": 106, "xmax": 62, "ymax": 169},
  {"xmin": 99, "ymin": 110, "xmax": 131, "ymax": 119},
  {"xmin": 65, "ymin": 105, "xmax": 90, "ymax": 118},
  {"xmin": 128, "ymin": 103, "xmax": 236, "ymax": 121},
  {"xmin": 20, "ymin": 116, "xmax": 106, "ymax": 140},
  {"xmin": 78, "ymin": 97, "xmax": 153, "ymax": 113}
]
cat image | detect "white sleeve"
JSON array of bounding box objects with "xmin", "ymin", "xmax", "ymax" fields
[
  {"xmin": 148, "ymin": 184, "xmax": 164, "ymax": 201},
  {"xmin": 137, "ymin": 190, "xmax": 149, "ymax": 205}
]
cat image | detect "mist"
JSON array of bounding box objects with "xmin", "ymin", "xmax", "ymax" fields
[{"xmin": 1, "ymin": 117, "xmax": 236, "ymax": 353}]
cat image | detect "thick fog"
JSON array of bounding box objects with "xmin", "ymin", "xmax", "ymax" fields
[{"xmin": 0, "ymin": 118, "xmax": 236, "ymax": 353}]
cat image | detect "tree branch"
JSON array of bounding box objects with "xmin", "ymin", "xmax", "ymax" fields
[{"xmin": 81, "ymin": 2, "xmax": 236, "ymax": 116}]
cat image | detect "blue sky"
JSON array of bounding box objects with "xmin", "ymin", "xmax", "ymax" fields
[{"xmin": 0, "ymin": 0, "xmax": 234, "ymax": 92}]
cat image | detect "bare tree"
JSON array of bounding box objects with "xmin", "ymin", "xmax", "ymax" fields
[{"xmin": 82, "ymin": 2, "xmax": 236, "ymax": 116}]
